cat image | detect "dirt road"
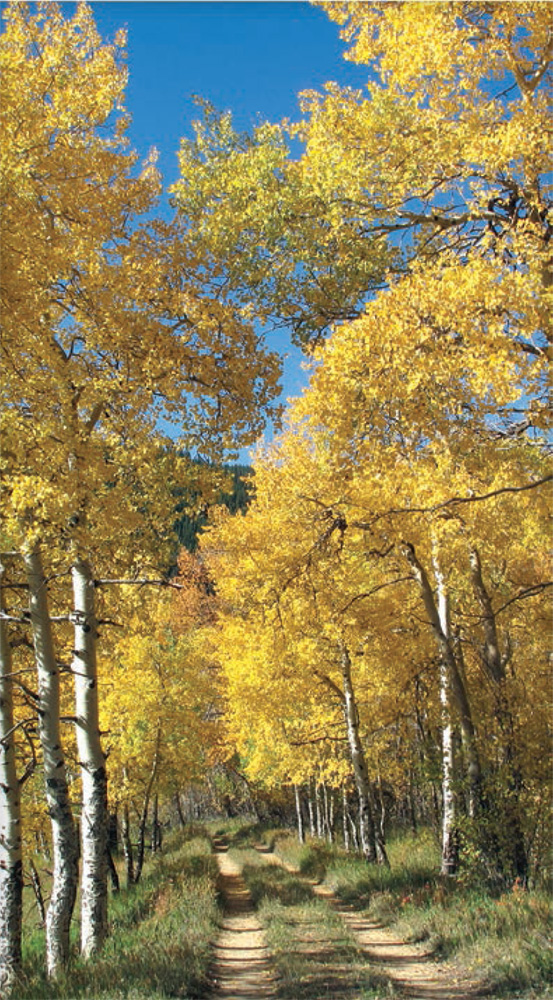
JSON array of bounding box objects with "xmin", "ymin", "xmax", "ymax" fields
[{"xmin": 208, "ymin": 839, "xmax": 277, "ymax": 1000}]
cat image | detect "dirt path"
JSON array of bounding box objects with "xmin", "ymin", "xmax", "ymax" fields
[
  {"xmin": 208, "ymin": 838, "xmax": 277, "ymax": 1000},
  {"xmin": 254, "ymin": 844, "xmax": 481, "ymax": 1000}
]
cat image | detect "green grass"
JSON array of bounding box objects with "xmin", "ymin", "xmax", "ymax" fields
[
  {"xmin": 15, "ymin": 831, "xmax": 220, "ymax": 999},
  {"xmin": 272, "ymin": 829, "xmax": 553, "ymax": 999},
  {"xmin": 230, "ymin": 847, "xmax": 396, "ymax": 1000}
]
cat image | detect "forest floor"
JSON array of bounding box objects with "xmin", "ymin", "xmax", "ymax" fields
[{"xmin": 209, "ymin": 836, "xmax": 483, "ymax": 1000}]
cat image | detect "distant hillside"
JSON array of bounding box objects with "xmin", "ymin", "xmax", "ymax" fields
[{"xmin": 173, "ymin": 463, "xmax": 253, "ymax": 554}]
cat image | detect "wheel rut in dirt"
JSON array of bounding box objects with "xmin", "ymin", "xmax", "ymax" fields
[
  {"xmin": 208, "ymin": 838, "xmax": 277, "ymax": 1000},
  {"xmin": 254, "ymin": 844, "xmax": 481, "ymax": 1000}
]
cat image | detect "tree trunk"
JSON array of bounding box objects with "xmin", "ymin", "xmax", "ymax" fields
[
  {"xmin": 307, "ymin": 786, "xmax": 316, "ymax": 837},
  {"xmin": 121, "ymin": 804, "xmax": 134, "ymax": 887},
  {"xmin": 434, "ymin": 553, "xmax": 459, "ymax": 875},
  {"xmin": 405, "ymin": 543, "xmax": 483, "ymax": 813},
  {"xmin": 134, "ymin": 728, "xmax": 160, "ymax": 885},
  {"xmin": 315, "ymin": 782, "xmax": 324, "ymax": 838},
  {"xmin": 469, "ymin": 547, "xmax": 528, "ymax": 881},
  {"xmin": 174, "ymin": 792, "xmax": 186, "ymax": 828},
  {"xmin": 294, "ymin": 784, "xmax": 305, "ymax": 843},
  {"xmin": 150, "ymin": 793, "xmax": 161, "ymax": 853},
  {"xmin": 25, "ymin": 548, "xmax": 79, "ymax": 976},
  {"xmin": 0, "ymin": 572, "xmax": 23, "ymax": 996},
  {"xmin": 340, "ymin": 642, "xmax": 388, "ymax": 864},
  {"xmin": 29, "ymin": 860, "xmax": 46, "ymax": 926},
  {"xmin": 72, "ymin": 557, "xmax": 108, "ymax": 957},
  {"xmin": 323, "ymin": 784, "xmax": 334, "ymax": 843},
  {"xmin": 342, "ymin": 785, "xmax": 350, "ymax": 851},
  {"xmin": 107, "ymin": 847, "xmax": 120, "ymax": 893}
]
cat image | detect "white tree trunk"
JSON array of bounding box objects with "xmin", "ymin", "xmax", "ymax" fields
[
  {"xmin": 315, "ymin": 781, "xmax": 323, "ymax": 838},
  {"xmin": 340, "ymin": 643, "xmax": 389, "ymax": 864},
  {"xmin": 24, "ymin": 548, "xmax": 79, "ymax": 977},
  {"xmin": 307, "ymin": 786, "xmax": 316, "ymax": 837},
  {"xmin": 72, "ymin": 557, "xmax": 108, "ymax": 957},
  {"xmin": 342, "ymin": 785, "xmax": 350, "ymax": 851},
  {"xmin": 404, "ymin": 542, "xmax": 485, "ymax": 871},
  {"xmin": 0, "ymin": 570, "xmax": 22, "ymax": 996},
  {"xmin": 294, "ymin": 784, "xmax": 305, "ymax": 843},
  {"xmin": 433, "ymin": 554, "xmax": 458, "ymax": 875}
]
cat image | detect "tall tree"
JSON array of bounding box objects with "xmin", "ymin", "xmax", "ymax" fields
[
  {"xmin": 0, "ymin": 562, "xmax": 23, "ymax": 996},
  {"xmin": 1, "ymin": 0, "xmax": 280, "ymax": 964}
]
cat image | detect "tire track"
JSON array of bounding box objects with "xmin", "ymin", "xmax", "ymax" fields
[
  {"xmin": 208, "ymin": 838, "xmax": 277, "ymax": 1000},
  {"xmin": 254, "ymin": 843, "xmax": 480, "ymax": 1000}
]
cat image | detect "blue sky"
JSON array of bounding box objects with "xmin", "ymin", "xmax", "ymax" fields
[{"xmin": 84, "ymin": 2, "xmax": 368, "ymax": 439}]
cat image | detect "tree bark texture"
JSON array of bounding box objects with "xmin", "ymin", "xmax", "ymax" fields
[
  {"xmin": 72, "ymin": 557, "xmax": 108, "ymax": 957},
  {"xmin": 25, "ymin": 548, "xmax": 79, "ymax": 977},
  {"xmin": 0, "ymin": 573, "xmax": 22, "ymax": 996},
  {"xmin": 434, "ymin": 557, "xmax": 459, "ymax": 875},
  {"xmin": 340, "ymin": 642, "xmax": 388, "ymax": 865}
]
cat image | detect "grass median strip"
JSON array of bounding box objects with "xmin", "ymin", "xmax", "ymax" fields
[
  {"xmin": 270, "ymin": 831, "xmax": 553, "ymax": 1000},
  {"xmin": 229, "ymin": 847, "xmax": 396, "ymax": 1000}
]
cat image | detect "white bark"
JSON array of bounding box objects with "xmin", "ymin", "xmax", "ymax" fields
[
  {"xmin": 72, "ymin": 557, "xmax": 108, "ymax": 957},
  {"xmin": 315, "ymin": 781, "xmax": 323, "ymax": 838},
  {"xmin": 340, "ymin": 643, "xmax": 389, "ymax": 865},
  {"xmin": 435, "ymin": 565, "xmax": 458, "ymax": 875},
  {"xmin": 294, "ymin": 784, "xmax": 305, "ymax": 843},
  {"xmin": 307, "ymin": 787, "xmax": 316, "ymax": 837},
  {"xmin": 404, "ymin": 542, "xmax": 484, "ymax": 867},
  {"xmin": 0, "ymin": 569, "xmax": 22, "ymax": 996},
  {"xmin": 342, "ymin": 786, "xmax": 350, "ymax": 851},
  {"xmin": 24, "ymin": 548, "xmax": 79, "ymax": 977}
]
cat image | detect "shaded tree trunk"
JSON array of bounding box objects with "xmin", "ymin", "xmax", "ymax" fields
[
  {"xmin": 134, "ymin": 727, "xmax": 161, "ymax": 885},
  {"xmin": 0, "ymin": 572, "xmax": 22, "ymax": 996},
  {"xmin": 150, "ymin": 793, "xmax": 161, "ymax": 853},
  {"xmin": 72, "ymin": 557, "xmax": 108, "ymax": 957},
  {"xmin": 107, "ymin": 847, "xmax": 120, "ymax": 893},
  {"xmin": 469, "ymin": 547, "xmax": 528, "ymax": 882},
  {"xmin": 174, "ymin": 792, "xmax": 186, "ymax": 829},
  {"xmin": 25, "ymin": 548, "xmax": 79, "ymax": 976}
]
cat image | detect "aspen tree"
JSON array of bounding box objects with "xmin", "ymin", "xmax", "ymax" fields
[
  {"xmin": 1, "ymin": 1, "xmax": 280, "ymax": 965},
  {"xmin": 24, "ymin": 548, "xmax": 79, "ymax": 974},
  {"xmin": 0, "ymin": 564, "xmax": 22, "ymax": 996}
]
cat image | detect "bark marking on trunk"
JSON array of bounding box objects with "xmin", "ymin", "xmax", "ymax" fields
[
  {"xmin": 0, "ymin": 570, "xmax": 23, "ymax": 995},
  {"xmin": 72, "ymin": 558, "xmax": 108, "ymax": 958},
  {"xmin": 340, "ymin": 642, "xmax": 381, "ymax": 864},
  {"xmin": 25, "ymin": 548, "xmax": 79, "ymax": 977}
]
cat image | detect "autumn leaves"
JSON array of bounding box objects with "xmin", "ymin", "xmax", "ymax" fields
[
  {"xmin": 179, "ymin": 0, "xmax": 551, "ymax": 884},
  {"xmin": 1, "ymin": 1, "xmax": 551, "ymax": 995}
]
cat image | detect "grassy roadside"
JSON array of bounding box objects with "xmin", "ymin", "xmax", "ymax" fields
[
  {"xmin": 15, "ymin": 830, "xmax": 220, "ymax": 999},
  {"xmin": 229, "ymin": 845, "xmax": 397, "ymax": 1000},
  {"xmin": 270, "ymin": 830, "xmax": 553, "ymax": 1000}
]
